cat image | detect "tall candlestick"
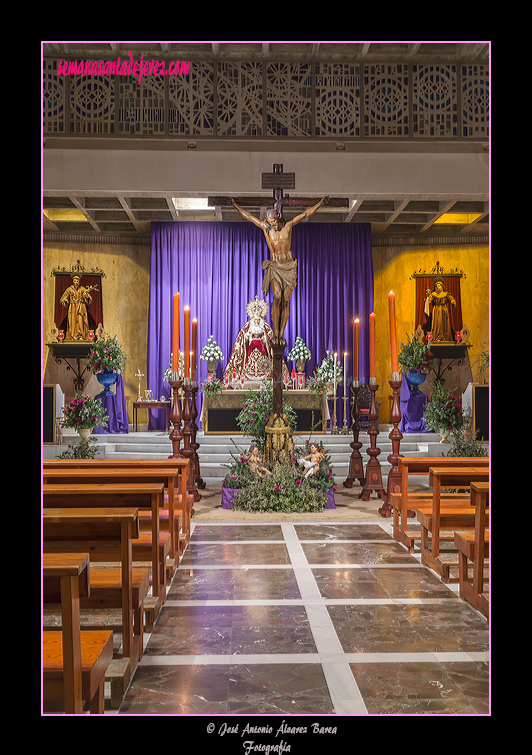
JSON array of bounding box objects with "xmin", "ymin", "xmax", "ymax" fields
[
  {"xmin": 333, "ymin": 352, "xmax": 337, "ymax": 388},
  {"xmin": 354, "ymin": 318, "xmax": 359, "ymax": 383},
  {"xmin": 184, "ymin": 305, "xmax": 190, "ymax": 378},
  {"xmin": 369, "ymin": 312, "xmax": 376, "ymax": 380},
  {"xmin": 343, "ymin": 352, "xmax": 347, "ymax": 397},
  {"xmin": 388, "ymin": 291, "xmax": 399, "ymax": 375},
  {"xmin": 172, "ymin": 292, "xmax": 180, "ymax": 372},
  {"xmin": 191, "ymin": 318, "xmax": 197, "ymax": 381}
]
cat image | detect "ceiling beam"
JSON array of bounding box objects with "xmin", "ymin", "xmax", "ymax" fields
[
  {"xmin": 382, "ymin": 199, "xmax": 410, "ymax": 230},
  {"xmin": 68, "ymin": 195, "xmax": 102, "ymax": 232}
]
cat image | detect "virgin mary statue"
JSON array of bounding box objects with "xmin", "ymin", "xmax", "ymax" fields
[{"xmin": 224, "ymin": 296, "xmax": 289, "ymax": 384}]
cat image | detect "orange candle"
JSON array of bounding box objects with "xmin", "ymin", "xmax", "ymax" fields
[
  {"xmin": 184, "ymin": 305, "xmax": 190, "ymax": 377},
  {"xmin": 172, "ymin": 293, "xmax": 180, "ymax": 372},
  {"xmin": 388, "ymin": 291, "xmax": 398, "ymax": 374},
  {"xmin": 353, "ymin": 318, "xmax": 359, "ymax": 382},
  {"xmin": 369, "ymin": 312, "xmax": 376, "ymax": 379},
  {"xmin": 191, "ymin": 318, "xmax": 197, "ymax": 381}
]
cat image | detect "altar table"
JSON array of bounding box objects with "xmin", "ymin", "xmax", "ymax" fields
[{"xmin": 202, "ymin": 389, "xmax": 328, "ymax": 435}]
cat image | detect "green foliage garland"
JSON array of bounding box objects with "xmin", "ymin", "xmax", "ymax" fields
[{"xmin": 236, "ymin": 382, "xmax": 297, "ymax": 451}]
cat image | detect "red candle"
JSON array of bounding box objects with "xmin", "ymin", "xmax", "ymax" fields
[
  {"xmin": 184, "ymin": 305, "xmax": 190, "ymax": 377},
  {"xmin": 353, "ymin": 318, "xmax": 359, "ymax": 382},
  {"xmin": 172, "ymin": 293, "xmax": 180, "ymax": 372},
  {"xmin": 191, "ymin": 318, "xmax": 197, "ymax": 381},
  {"xmin": 369, "ymin": 312, "xmax": 376, "ymax": 379},
  {"xmin": 388, "ymin": 291, "xmax": 398, "ymax": 374},
  {"xmin": 292, "ymin": 368, "xmax": 296, "ymax": 379}
]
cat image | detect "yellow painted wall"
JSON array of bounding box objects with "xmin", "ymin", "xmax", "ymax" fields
[
  {"xmin": 372, "ymin": 244, "xmax": 489, "ymax": 423},
  {"xmin": 43, "ymin": 241, "xmax": 151, "ymax": 423}
]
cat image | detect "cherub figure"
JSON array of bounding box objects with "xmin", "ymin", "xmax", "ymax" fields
[
  {"xmin": 245, "ymin": 444, "xmax": 271, "ymax": 478},
  {"xmin": 298, "ymin": 442, "xmax": 325, "ymax": 478}
]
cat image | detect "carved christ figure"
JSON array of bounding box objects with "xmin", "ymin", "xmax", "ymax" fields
[{"xmin": 230, "ymin": 197, "xmax": 328, "ymax": 346}]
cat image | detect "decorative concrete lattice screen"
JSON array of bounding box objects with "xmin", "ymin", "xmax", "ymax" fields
[{"xmin": 43, "ymin": 59, "xmax": 489, "ymax": 140}]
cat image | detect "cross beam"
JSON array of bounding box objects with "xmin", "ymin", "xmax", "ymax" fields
[{"xmin": 209, "ymin": 196, "xmax": 349, "ymax": 209}]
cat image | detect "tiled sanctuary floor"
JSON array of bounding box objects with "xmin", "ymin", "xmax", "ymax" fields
[{"xmin": 117, "ymin": 520, "xmax": 489, "ymax": 718}]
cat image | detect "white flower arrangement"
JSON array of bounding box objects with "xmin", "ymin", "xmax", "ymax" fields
[
  {"xmin": 316, "ymin": 350, "xmax": 342, "ymax": 384},
  {"xmin": 288, "ymin": 336, "xmax": 311, "ymax": 362},
  {"xmin": 163, "ymin": 352, "xmax": 185, "ymax": 382},
  {"xmin": 200, "ymin": 335, "xmax": 224, "ymax": 362}
]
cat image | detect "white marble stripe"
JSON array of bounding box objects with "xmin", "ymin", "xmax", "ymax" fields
[
  {"xmin": 137, "ymin": 651, "xmax": 489, "ymax": 666},
  {"xmin": 175, "ymin": 562, "xmax": 426, "ymax": 569},
  {"xmin": 280, "ymin": 523, "xmax": 369, "ymax": 715},
  {"xmin": 164, "ymin": 597, "xmax": 460, "ymax": 608}
]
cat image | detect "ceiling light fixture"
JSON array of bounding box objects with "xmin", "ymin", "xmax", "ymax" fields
[{"xmin": 434, "ymin": 213, "xmax": 483, "ymax": 225}]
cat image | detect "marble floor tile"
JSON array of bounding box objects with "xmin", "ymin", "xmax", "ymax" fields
[
  {"xmin": 179, "ymin": 542, "xmax": 291, "ymax": 566},
  {"xmin": 302, "ymin": 541, "xmax": 418, "ymax": 565},
  {"xmin": 349, "ymin": 661, "xmax": 489, "ymax": 714},
  {"xmin": 168, "ymin": 567, "xmax": 301, "ymax": 601},
  {"xmin": 119, "ymin": 662, "xmax": 335, "ymax": 715},
  {"xmin": 191, "ymin": 524, "xmax": 284, "ymax": 541},
  {"xmin": 328, "ymin": 603, "xmax": 489, "ymax": 654},
  {"xmin": 312, "ymin": 566, "xmax": 457, "ymax": 600},
  {"xmin": 295, "ymin": 524, "xmax": 392, "ymax": 541},
  {"xmin": 144, "ymin": 604, "xmax": 317, "ymax": 656}
]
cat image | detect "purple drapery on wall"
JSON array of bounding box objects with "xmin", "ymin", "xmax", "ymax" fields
[{"xmin": 147, "ymin": 221, "xmax": 373, "ymax": 431}]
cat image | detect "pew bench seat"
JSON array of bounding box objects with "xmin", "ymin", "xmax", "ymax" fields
[
  {"xmin": 43, "ymin": 629, "xmax": 113, "ymax": 714},
  {"xmin": 414, "ymin": 504, "xmax": 483, "ymax": 583}
]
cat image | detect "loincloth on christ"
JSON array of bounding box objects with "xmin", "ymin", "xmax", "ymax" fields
[{"xmin": 261, "ymin": 258, "xmax": 297, "ymax": 299}]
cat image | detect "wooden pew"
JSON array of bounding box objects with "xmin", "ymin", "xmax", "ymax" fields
[
  {"xmin": 414, "ymin": 467, "xmax": 489, "ymax": 582},
  {"xmin": 43, "ymin": 552, "xmax": 113, "ymax": 714},
  {"xmin": 43, "ymin": 508, "xmax": 141, "ymax": 671},
  {"xmin": 43, "ymin": 459, "xmax": 191, "ymax": 553},
  {"xmin": 43, "ymin": 467, "xmax": 182, "ymax": 571},
  {"xmin": 454, "ymin": 482, "xmax": 489, "ymax": 619},
  {"xmin": 42, "ymin": 483, "xmax": 168, "ymax": 613},
  {"xmin": 392, "ymin": 457, "xmax": 490, "ymax": 552}
]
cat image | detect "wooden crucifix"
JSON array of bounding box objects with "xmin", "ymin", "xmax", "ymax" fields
[{"xmin": 211, "ymin": 165, "xmax": 346, "ymax": 430}]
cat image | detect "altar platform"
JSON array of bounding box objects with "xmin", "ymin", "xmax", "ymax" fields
[{"xmin": 44, "ymin": 427, "xmax": 443, "ymax": 487}]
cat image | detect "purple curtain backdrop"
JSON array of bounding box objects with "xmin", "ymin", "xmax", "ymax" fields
[{"xmin": 147, "ymin": 221, "xmax": 374, "ymax": 431}]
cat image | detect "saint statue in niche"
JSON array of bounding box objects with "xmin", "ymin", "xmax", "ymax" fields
[
  {"xmin": 59, "ymin": 275, "xmax": 97, "ymax": 341},
  {"xmin": 223, "ymin": 296, "xmax": 289, "ymax": 384},
  {"xmin": 424, "ymin": 277, "xmax": 457, "ymax": 342},
  {"xmin": 230, "ymin": 196, "xmax": 328, "ymax": 346}
]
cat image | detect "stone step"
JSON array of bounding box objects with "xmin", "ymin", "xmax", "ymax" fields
[{"xmin": 53, "ymin": 428, "xmax": 444, "ymax": 486}]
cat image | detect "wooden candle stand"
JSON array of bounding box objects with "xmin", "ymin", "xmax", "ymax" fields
[
  {"xmin": 358, "ymin": 382, "xmax": 386, "ymax": 502},
  {"xmin": 189, "ymin": 384, "xmax": 205, "ymax": 494},
  {"xmin": 180, "ymin": 379, "xmax": 200, "ymax": 502},
  {"xmin": 343, "ymin": 382, "xmax": 365, "ymax": 488},
  {"xmin": 379, "ymin": 377, "xmax": 403, "ymax": 518},
  {"xmin": 168, "ymin": 378, "xmax": 184, "ymax": 459}
]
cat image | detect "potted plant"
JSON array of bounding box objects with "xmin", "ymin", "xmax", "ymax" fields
[
  {"xmin": 85, "ymin": 335, "xmax": 129, "ymax": 394},
  {"xmin": 200, "ymin": 335, "xmax": 224, "ymax": 373},
  {"xmin": 60, "ymin": 392, "xmax": 109, "ymax": 443},
  {"xmin": 288, "ymin": 336, "xmax": 311, "ymax": 373},
  {"xmin": 398, "ymin": 332, "xmax": 435, "ymax": 393},
  {"xmin": 423, "ymin": 380, "xmax": 466, "ymax": 442}
]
